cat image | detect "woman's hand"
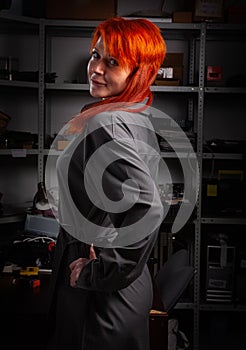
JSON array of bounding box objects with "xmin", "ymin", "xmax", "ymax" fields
[{"xmin": 69, "ymin": 244, "xmax": 97, "ymax": 287}]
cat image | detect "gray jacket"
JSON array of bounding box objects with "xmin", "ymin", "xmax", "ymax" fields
[{"xmin": 46, "ymin": 107, "xmax": 164, "ymax": 350}]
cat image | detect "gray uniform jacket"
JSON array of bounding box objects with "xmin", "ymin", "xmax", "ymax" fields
[{"xmin": 46, "ymin": 107, "xmax": 164, "ymax": 350}]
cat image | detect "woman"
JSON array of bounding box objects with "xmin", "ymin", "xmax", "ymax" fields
[{"xmin": 46, "ymin": 16, "xmax": 166, "ymax": 350}]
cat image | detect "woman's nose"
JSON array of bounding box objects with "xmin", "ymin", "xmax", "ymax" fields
[{"xmin": 93, "ymin": 59, "xmax": 105, "ymax": 74}]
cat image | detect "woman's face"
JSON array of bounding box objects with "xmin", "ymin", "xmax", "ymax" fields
[{"xmin": 87, "ymin": 37, "xmax": 131, "ymax": 99}]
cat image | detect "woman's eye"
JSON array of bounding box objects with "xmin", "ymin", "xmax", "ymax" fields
[
  {"xmin": 91, "ymin": 50, "xmax": 100, "ymax": 59},
  {"xmin": 108, "ymin": 58, "xmax": 118, "ymax": 66}
]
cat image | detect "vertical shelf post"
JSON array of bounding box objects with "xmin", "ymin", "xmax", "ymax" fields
[
  {"xmin": 193, "ymin": 22, "xmax": 206, "ymax": 350},
  {"xmin": 38, "ymin": 19, "xmax": 45, "ymax": 183}
]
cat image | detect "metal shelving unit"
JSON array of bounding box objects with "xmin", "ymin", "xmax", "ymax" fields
[
  {"xmin": 198, "ymin": 21, "xmax": 246, "ymax": 350},
  {"xmin": 1, "ymin": 13, "xmax": 246, "ymax": 350}
]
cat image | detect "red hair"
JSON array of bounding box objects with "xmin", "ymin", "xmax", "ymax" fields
[{"xmin": 68, "ymin": 17, "xmax": 166, "ymax": 132}]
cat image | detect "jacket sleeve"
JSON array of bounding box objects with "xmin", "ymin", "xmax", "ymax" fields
[
  {"xmin": 76, "ymin": 231, "xmax": 159, "ymax": 292},
  {"xmin": 75, "ymin": 114, "xmax": 164, "ymax": 291}
]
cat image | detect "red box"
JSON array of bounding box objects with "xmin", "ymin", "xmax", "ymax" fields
[{"xmin": 206, "ymin": 65, "xmax": 222, "ymax": 81}]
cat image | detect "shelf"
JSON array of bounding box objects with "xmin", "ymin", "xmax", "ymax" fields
[
  {"xmin": 175, "ymin": 302, "xmax": 195, "ymax": 310},
  {"xmin": 43, "ymin": 150, "xmax": 198, "ymax": 158},
  {"xmin": 43, "ymin": 149, "xmax": 61, "ymax": 156},
  {"xmin": 44, "ymin": 18, "xmax": 101, "ymax": 28},
  {"xmin": 0, "ymin": 14, "xmax": 203, "ymax": 30},
  {"xmin": 151, "ymin": 86, "xmax": 199, "ymax": 93},
  {"xmin": 207, "ymin": 23, "xmax": 246, "ymax": 31},
  {"xmin": 200, "ymin": 303, "xmax": 246, "ymax": 312},
  {"xmin": 146, "ymin": 22, "xmax": 201, "ymax": 30},
  {"xmin": 0, "ymin": 12, "xmax": 39, "ymax": 25},
  {"xmin": 45, "ymin": 83, "xmax": 89, "ymax": 91},
  {"xmin": 44, "ymin": 18, "xmax": 202, "ymax": 31},
  {"xmin": 45, "ymin": 84, "xmax": 199, "ymax": 93},
  {"xmin": 0, "ymin": 149, "xmax": 39, "ymax": 156},
  {"xmin": 0, "ymin": 79, "xmax": 38, "ymax": 89},
  {"xmin": 201, "ymin": 217, "xmax": 246, "ymax": 225},
  {"xmin": 203, "ymin": 153, "xmax": 245, "ymax": 160},
  {"xmin": 160, "ymin": 151, "xmax": 197, "ymax": 158},
  {"xmin": 205, "ymin": 87, "xmax": 246, "ymax": 94},
  {"xmin": 0, "ymin": 213, "xmax": 26, "ymax": 225}
]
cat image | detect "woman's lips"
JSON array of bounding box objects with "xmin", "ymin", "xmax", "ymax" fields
[{"xmin": 91, "ymin": 79, "xmax": 106, "ymax": 86}]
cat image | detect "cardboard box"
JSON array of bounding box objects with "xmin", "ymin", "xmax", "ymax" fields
[
  {"xmin": 194, "ymin": 0, "xmax": 224, "ymax": 22},
  {"xmin": 155, "ymin": 53, "xmax": 184, "ymax": 86},
  {"xmin": 173, "ymin": 11, "xmax": 193, "ymax": 23},
  {"xmin": 155, "ymin": 68, "xmax": 183, "ymax": 86},
  {"xmin": 46, "ymin": 0, "xmax": 116, "ymax": 20},
  {"xmin": 155, "ymin": 79, "xmax": 181, "ymax": 86},
  {"xmin": 164, "ymin": 53, "xmax": 183, "ymax": 67},
  {"xmin": 57, "ymin": 140, "xmax": 70, "ymax": 150},
  {"xmin": 155, "ymin": 53, "xmax": 184, "ymax": 85}
]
